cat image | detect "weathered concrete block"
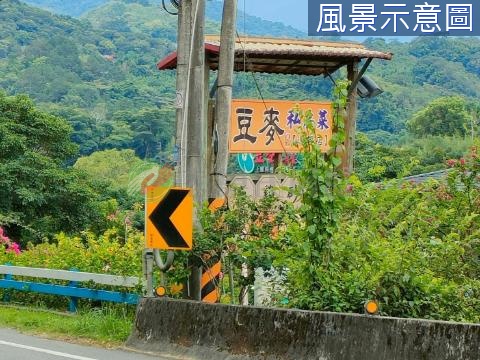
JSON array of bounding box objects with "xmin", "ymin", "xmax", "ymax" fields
[
  {"xmin": 228, "ymin": 176, "xmax": 256, "ymax": 203},
  {"xmin": 127, "ymin": 298, "xmax": 480, "ymax": 360},
  {"xmin": 255, "ymin": 175, "xmax": 281, "ymax": 199}
]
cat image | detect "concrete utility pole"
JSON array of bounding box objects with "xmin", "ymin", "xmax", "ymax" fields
[
  {"xmin": 186, "ymin": 0, "xmax": 207, "ymax": 209},
  {"xmin": 175, "ymin": 0, "xmax": 207, "ymax": 209},
  {"xmin": 174, "ymin": 0, "xmax": 207, "ymax": 301},
  {"xmin": 144, "ymin": 0, "xmax": 194, "ymax": 300},
  {"xmin": 211, "ymin": 0, "xmax": 238, "ymax": 199},
  {"xmin": 175, "ymin": 0, "xmax": 192, "ymax": 187}
]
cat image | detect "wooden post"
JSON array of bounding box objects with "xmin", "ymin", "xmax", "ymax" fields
[{"xmin": 343, "ymin": 60, "xmax": 359, "ymax": 176}]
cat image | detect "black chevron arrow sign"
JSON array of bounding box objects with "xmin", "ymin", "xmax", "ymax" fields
[{"xmin": 149, "ymin": 189, "xmax": 190, "ymax": 249}]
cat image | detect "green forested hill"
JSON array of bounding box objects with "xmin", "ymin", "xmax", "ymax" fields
[
  {"xmin": 23, "ymin": 0, "xmax": 106, "ymax": 17},
  {"xmin": 24, "ymin": 0, "xmax": 306, "ymax": 37},
  {"xmin": 1, "ymin": 0, "xmax": 177, "ymax": 159},
  {"xmin": 2, "ymin": 0, "xmax": 318, "ymax": 159},
  {"xmin": 3, "ymin": 0, "xmax": 480, "ymax": 162},
  {"xmin": 359, "ymin": 36, "xmax": 480, "ymax": 134},
  {"xmin": 3, "ymin": 2, "xmax": 479, "ymax": 319}
]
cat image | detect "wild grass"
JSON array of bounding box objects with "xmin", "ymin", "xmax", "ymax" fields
[{"xmin": 0, "ymin": 304, "xmax": 134, "ymax": 345}]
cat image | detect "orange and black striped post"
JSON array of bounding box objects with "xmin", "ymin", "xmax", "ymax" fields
[
  {"xmin": 200, "ymin": 198, "xmax": 226, "ymax": 303},
  {"xmin": 208, "ymin": 197, "xmax": 226, "ymax": 212},
  {"xmin": 201, "ymin": 260, "xmax": 222, "ymax": 303}
]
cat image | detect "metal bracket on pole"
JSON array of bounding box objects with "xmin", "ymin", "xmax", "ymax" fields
[
  {"xmin": 348, "ymin": 57, "xmax": 373, "ymax": 97},
  {"xmin": 143, "ymin": 250, "xmax": 174, "ymax": 298},
  {"xmin": 153, "ymin": 250, "xmax": 175, "ymax": 272}
]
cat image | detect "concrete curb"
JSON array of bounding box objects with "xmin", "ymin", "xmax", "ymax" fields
[{"xmin": 127, "ymin": 298, "xmax": 480, "ymax": 360}]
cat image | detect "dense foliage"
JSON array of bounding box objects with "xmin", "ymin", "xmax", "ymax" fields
[
  {"xmin": 0, "ymin": 93, "xmax": 117, "ymax": 243},
  {"xmin": 326, "ymin": 154, "xmax": 479, "ymax": 322},
  {"xmin": 354, "ymin": 132, "xmax": 475, "ymax": 181},
  {"xmin": 0, "ymin": 0, "xmax": 478, "ymax": 169},
  {"xmin": 0, "ymin": 228, "xmax": 144, "ymax": 309},
  {"xmin": 188, "ymin": 134, "xmax": 480, "ymax": 323},
  {"xmin": 23, "ymin": 0, "xmax": 107, "ymax": 17},
  {"xmin": 283, "ymin": 170, "xmax": 480, "ymax": 323},
  {"xmin": 0, "ymin": 0, "xmax": 478, "ymax": 324}
]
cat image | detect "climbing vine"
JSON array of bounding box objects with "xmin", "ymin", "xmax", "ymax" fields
[{"xmin": 279, "ymin": 80, "xmax": 349, "ymax": 308}]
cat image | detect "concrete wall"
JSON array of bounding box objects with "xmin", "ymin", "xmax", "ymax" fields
[
  {"xmin": 127, "ymin": 298, "xmax": 480, "ymax": 360},
  {"xmin": 228, "ymin": 175, "xmax": 298, "ymax": 202},
  {"xmin": 253, "ymin": 268, "xmax": 286, "ymax": 307}
]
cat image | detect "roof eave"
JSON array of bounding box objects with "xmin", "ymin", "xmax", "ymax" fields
[{"xmin": 157, "ymin": 43, "xmax": 220, "ymax": 70}]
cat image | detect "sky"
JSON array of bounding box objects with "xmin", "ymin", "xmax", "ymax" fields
[
  {"xmin": 236, "ymin": 0, "xmax": 414, "ymax": 42},
  {"xmin": 239, "ymin": 0, "xmax": 309, "ymax": 32}
]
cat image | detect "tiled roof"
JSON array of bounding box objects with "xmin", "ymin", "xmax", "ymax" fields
[
  {"xmin": 158, "ymin": 36, "xmax": 393, "ymax": 76},
  {"xmin": 205, "ymin": 35, "xmax": 393, "ymax": 61}
]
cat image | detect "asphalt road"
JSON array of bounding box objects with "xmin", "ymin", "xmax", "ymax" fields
[{"xmin": 0, "ymin": 328, "xmax": 170, "ymax": 360}]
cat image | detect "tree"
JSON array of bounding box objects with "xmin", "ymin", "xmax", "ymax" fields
[
  {"xmin": 0, "ymin": 93, "xmax": 108, "ymax": 243},
  {"xmin": 101, "ymin": 121, "xmax": 134, "ymax": 150},
  {"xmin": 74, "ymin": 149, "xmax": 146, "ymax": 193},
  {"xmin": 355, "ymin": 133, "xmax": 417, "ymax": 182},
  {"xmin": 74, "ymin": 148, "xmax": 154, "ymax": 212},
  {"xmin": 115, "ymin": 108, "xmax": 175, "ymax": 160},
  {"xmin": 407, "ymin": 96, "xmax": 472, "ymax": 138}
]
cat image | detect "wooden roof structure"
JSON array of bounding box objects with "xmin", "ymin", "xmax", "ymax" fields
[
  {"xmin": 157, "ymin": 35, "xmax": 393, "ymax": 76},
  {"xmin": 158, "ymin": 35, "xmax": 393, "ymax": 175}
]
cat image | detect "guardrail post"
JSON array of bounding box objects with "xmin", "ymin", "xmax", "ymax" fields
[
  {"xmin": 68, "ymin": 268, "xmax": 79, "ymax": 313},
  {"xmin": 2, "ymin": 263, "xmax": 12, "ymax": 303}
]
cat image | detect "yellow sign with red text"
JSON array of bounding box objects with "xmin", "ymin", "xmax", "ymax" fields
[{"xmin": 229, "ymin": 99, "xmax": 333, "ymax": 154}]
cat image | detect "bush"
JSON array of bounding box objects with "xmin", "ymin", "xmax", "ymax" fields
[
  {"xmin": 191, "ymin": 81, "xmax": 480, "ymax": 323},
  {"xmin": 277, "ymin": 150, "xmax": 480, "ymax": 323},
  {"xmin": 0, "ymin": 229, "xmax": 144, "ymax": 310}
]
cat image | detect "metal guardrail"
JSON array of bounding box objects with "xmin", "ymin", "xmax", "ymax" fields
[
  {"xmin": 0, "ymin": 265, "xmax": 140, "ymax": 287},
  {"xmin": 0, "ymin": 265, "xmax": 141, "ymax": 312},
  {"xmin": 402, "ymin": 170, "xmax": 450, "ymax": 184}
]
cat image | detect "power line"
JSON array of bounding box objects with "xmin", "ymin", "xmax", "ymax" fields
[{"xmin": 235, "ymin": 30, "xmax": 290, "ymax": 157}]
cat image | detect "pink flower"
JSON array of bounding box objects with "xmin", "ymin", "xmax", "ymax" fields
[
  {"xmin": 446, "ymin": 159, "xmax": 457, "ymax": 168},
  {"xmin": 0, "ymin": 227, "xmax": 9, "ymax": 243},
  {"xmin": 459, "ymin": 158, "xmax": 466, "ymax": 166},
  {"xmin": 6, "ymin": 242, "xmax": 21, "ymax": 255},
  {"xmin": 0, "ymin": 227, "xmax": 21, "ymax": 255},
  {"xmin": 345, "ymin": 184, "xmax": 354, "ymax": 193}
]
